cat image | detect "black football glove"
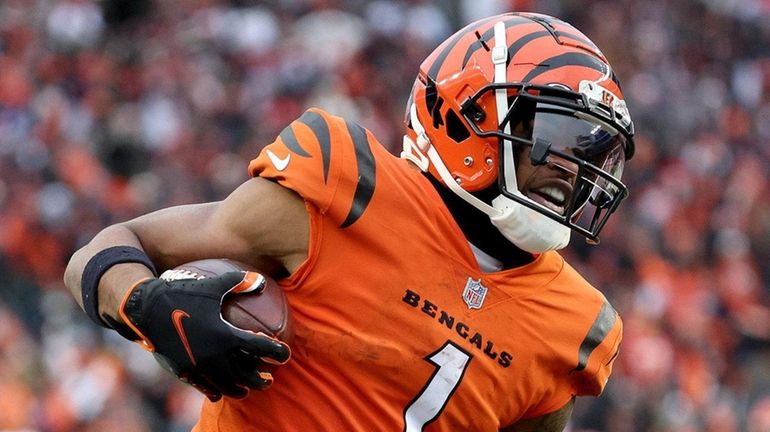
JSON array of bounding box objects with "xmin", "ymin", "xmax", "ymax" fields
[{"xmin": 116, "ymin": 271, "xmax": 291, "ymax": 401}]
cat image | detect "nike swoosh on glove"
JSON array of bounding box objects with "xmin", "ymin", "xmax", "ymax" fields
[{"xmin": 118, "ymin": 271, "xmax": 291, "ymax": 401}]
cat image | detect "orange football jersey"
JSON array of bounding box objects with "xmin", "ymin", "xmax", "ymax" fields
[{"xmin": 194, "ymin": 108, "xmax": 622, "ymax": 431}]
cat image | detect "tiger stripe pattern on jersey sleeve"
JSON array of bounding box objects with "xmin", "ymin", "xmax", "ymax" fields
[
  {"xmin": 277, "ymin": 111, "xmax": 314, "ymax": 159},
  {"xmin": 569, "ymin": 296, "xmax": 623, "ymax": 397},
  {"xmin": 249, "ymin": 108, "xmax": 377, "ymax": 228},
  {"xmin": 573, "ymin": 299, "xmax": 618, "ymax": 373},
  {"xmin": 340, "ymin": 120, "xmax": 376, "ymax": 228}
]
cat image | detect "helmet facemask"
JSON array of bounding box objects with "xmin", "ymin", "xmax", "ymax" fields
[{"xmin": 461, "ymin": 84, "xmax": 631, "ymax": 244}]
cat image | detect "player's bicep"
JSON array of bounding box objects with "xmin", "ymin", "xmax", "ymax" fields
[
  {"xmin": 124, "ymin": 177, "xmax": 309, "ymax": 275},
  {"xmin": 209, "ymin": 176, "xmax": 309, "ymax": 273}
]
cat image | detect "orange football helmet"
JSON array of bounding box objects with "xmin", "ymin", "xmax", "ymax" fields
[{"xmin": 403, "ymin": 12, "xmax": 635, "ymax": 250}]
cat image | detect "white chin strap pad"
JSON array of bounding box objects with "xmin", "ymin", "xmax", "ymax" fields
[{"xmin": 490, "ymin": 194, "xmax": 572, "ymax": 253}]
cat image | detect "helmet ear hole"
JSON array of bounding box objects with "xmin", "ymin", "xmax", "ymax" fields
[{"xmin": 446, "ymin": 109, "xmax": 471, "ymax": 143}]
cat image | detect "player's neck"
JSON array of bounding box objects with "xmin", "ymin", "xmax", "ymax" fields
[{"xmin": 427, "ymin": 175, "xmax": 535, "ymax": 270}]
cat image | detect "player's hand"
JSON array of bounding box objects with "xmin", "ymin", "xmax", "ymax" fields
[{"xmin": 117, "ymin": 271, "xmax": 291, "ymax": 401}]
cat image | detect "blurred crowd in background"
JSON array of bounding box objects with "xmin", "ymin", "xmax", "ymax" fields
[{"xmin": 0, "ymin": 0, "xmax": 769, "ymax": 431}]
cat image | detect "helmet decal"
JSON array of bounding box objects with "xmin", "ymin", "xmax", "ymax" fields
[
  {"xmin": 520, "ymin": 52, "xmax": 618, "ymax": 86},
  {"xmin": 459, "ymin": 16, "xmax": 530, "ymax": 70},
  {"xmin": 426, "ymin": 16, "xmax": 499, "ymax": 81}
]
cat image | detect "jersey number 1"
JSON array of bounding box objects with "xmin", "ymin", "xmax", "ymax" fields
[{"xmin": 403, "ymin": 341, "xmax": 472, "ymax": 432}]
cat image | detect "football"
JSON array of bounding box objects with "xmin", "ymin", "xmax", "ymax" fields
[{"xmin": 159, "ymin": 258, "xmax": 294, "ymax": 347}]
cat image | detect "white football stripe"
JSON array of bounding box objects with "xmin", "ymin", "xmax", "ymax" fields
[{"xmin": 240, "ymin": 274, "xmax": 266, "ymax": 293}]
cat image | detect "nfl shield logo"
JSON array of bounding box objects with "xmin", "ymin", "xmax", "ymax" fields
[{"xmin": 462, "ymin": 277, "xmax": 488, "ymax": 309}]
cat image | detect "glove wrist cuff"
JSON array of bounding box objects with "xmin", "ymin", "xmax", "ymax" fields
[{"xmin": 118, "ymin": 277, "xmax": 157, "ymax": 351}]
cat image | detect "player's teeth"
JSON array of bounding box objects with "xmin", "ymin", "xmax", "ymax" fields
[{"xmin": 538, "ymin": 187, "xmax": 565, "ymax": 203}]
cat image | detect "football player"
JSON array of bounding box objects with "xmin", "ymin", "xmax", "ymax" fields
[{"xmin": 64, "ymin": 12, "xmax": 633, "ymax": 431}]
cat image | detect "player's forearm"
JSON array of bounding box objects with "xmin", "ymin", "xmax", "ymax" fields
[{"xmin": 64, "ymin": 224, "xmax": 155, "ymax": 322}]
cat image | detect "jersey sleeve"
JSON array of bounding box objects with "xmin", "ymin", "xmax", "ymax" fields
[
  {"xmin": 248, "ymin": 108, "xmax": 377, "ymax": 228},
  {"xmin": 570, "ymin": 299, "xmax": 623, "ymax": 396},
  {"xmin": 521, "ymin": 292, "xmax": 623, "ymax": 421}
]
